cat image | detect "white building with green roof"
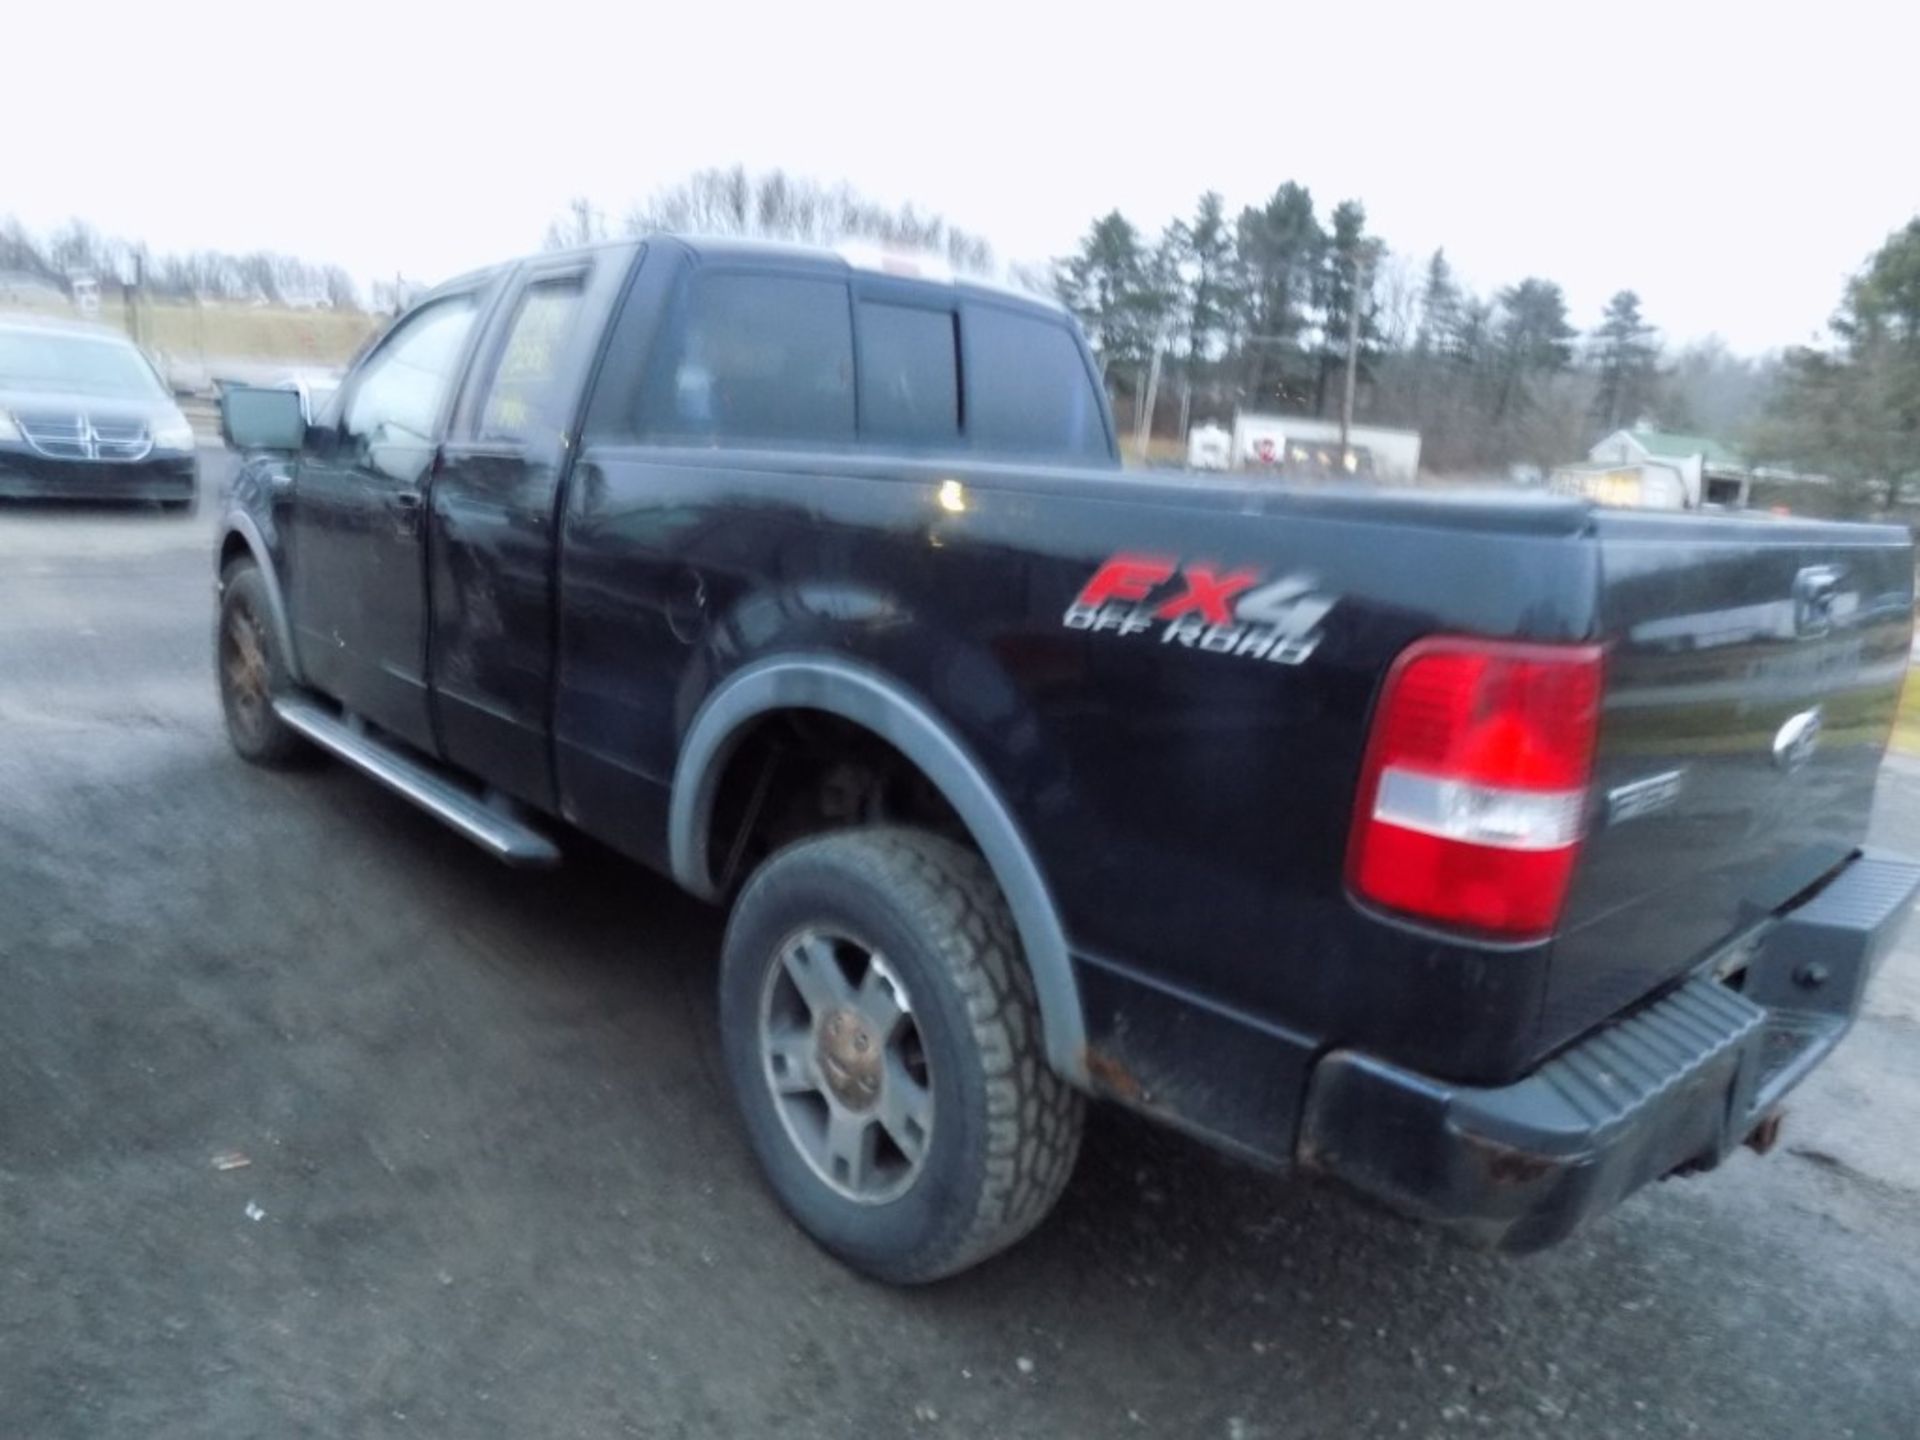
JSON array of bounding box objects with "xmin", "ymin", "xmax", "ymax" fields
[{"xmin": 1586, "ymin": 427, "xmax": 1752, "ymax": 507}]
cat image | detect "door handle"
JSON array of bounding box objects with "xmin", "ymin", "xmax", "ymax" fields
[
  {"xmin": 665, "ymin": 567, "xmax": 710, "ymax": 646},
  {"xmin": 388, "ymin": 489, "xmax": 423, "ymax": 534}
]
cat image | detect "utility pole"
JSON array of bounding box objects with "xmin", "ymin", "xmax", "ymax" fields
[
  {"xmin": 126, "ymin": 252, "xmax": 143, "ymax": 349},
  {"xmin": 1339, "ymin": 243, "xmax": 1378, "ymax": 471}
]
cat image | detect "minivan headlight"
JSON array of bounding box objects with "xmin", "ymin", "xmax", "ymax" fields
[{"xmin": 153, "ymin": 415, "xmax": 196, "ymax": 452}]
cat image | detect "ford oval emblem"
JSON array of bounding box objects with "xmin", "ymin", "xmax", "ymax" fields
[{"xmin": 1772, "ymin": 707, "xmax": 1823, "ymax": 772}]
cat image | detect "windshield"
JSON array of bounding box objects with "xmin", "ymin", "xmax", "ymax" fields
[{"xmin": 0, "ymin": 330, "xmax": 166, "ymax": 401}]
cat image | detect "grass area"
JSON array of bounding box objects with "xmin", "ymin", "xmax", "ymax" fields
[
  {"xmin": 1119, "ymin": 434, "xmax": 1188, "ymax": 467},
  {"xmin": 3, "ymin": 294, "xmax": 380, "ymax": 368},
  {"xmin": 1892, "ymin": 671, "xmax": 1920, "ymax": 756},
  {"xmin": 109, "ymin": 298, "xmax": 379, "ymax": 366}
]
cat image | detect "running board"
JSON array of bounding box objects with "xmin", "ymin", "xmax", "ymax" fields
[{"xmin": 273, "ymin": 699, "xmax": 561, "ymax": 867}]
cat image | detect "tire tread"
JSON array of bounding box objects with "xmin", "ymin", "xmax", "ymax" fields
[{"xmin": 731, "ymin": 826, "xmax": 1084, "ymax": 1282}]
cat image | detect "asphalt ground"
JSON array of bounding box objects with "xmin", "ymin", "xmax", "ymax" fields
[{"xmin": 3, "ymin": 451, "xmax": 1918, "ymax": 1438}]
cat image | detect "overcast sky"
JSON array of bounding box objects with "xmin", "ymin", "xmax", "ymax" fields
[{"xmin": 7, "ymin": 2, "xmax": 1915, "ymax": 353}]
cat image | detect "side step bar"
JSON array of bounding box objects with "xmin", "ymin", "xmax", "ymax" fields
[{"xmin": 273, "ymin": 698, "xmax": 561, "ymax": 867}]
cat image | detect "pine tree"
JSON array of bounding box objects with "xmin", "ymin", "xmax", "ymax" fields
[
  {"xmin": 1055, "ymin": 211, "xmax": 1153, "ymax": 372},
  {"xmin": 1233, "ymin": 183, "xmax": 1322, "ymax": 408},
  {"xmin": 1492, "ymin": 278, "xmax": 1576, "ymax": 421},
  {"xmin": 1181, "ymin": 192, "xmax": 1235, "ymax": 369},
  {"xmin": 1314, "ymin": 200, "xmax": 1376, "ymax": 416},
  {"xmin": 1589, "ymin": 290, "xmax": 1660, "ymax": 433},
  {"xmin": 1416, "ymin": 249, "xmax": 1461, "ymax": 358},
  {"xmin": 1758, "ymin": 217, "xmax": 1920, "ymax": 509}
]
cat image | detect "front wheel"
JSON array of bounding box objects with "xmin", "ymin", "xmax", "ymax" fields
[
  {"xmin": 719, "ymin": 828, "xmax": 1084, "ymax": 1283},
  {"xmin": 216, "ymin": 562, "xmax": 306, "ymax": 767}
]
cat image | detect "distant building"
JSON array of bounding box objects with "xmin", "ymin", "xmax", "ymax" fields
[
  {"xmin": 1583, "ymin": 427, "xmax": 1751, "ymax": 507},
  {"xmin": 1186, "ymin": 422, "xmax": 1232, "ymax": 470},
  {"xmin": 67, "ymin": 271, "xmax": 101, "ymax": 317}
]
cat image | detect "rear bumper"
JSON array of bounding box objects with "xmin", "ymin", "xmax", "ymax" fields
[
  {"xmin": 1297, "ymin": 848, "xmax": 1920, "ymax": 1252},
  {"xmin": 0, "ymin": 450, "xmax": 198, "ymax": 502}
]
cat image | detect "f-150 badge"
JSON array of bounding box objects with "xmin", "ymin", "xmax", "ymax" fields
[{"xmin": 1063, "ymin": 554, "xmax": 1334, "ymax": 665}]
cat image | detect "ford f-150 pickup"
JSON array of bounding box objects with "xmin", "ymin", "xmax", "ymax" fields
[{"xmin": 214, "ymin": 235, "xmax": 1920, "ymax": 1282}]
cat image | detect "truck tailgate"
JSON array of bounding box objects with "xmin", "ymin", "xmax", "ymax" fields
[{"xmin": 1543, "ymin": 512, "xmax": 1914, "ymax": 1051}]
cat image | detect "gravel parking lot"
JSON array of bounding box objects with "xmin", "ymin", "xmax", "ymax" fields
[{"xmin": 4, "ymin": 453, "xmax": 1919, "ymax": 1439}]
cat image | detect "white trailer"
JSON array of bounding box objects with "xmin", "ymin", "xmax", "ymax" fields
[{"xmin": 1227, "ymin": 412, "xmax": 1423, "ymax": 484}]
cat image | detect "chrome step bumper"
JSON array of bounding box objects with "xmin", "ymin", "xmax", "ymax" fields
[{"xmin": 274, "ymin": 699, "xmax": 561, "ymax": 868}]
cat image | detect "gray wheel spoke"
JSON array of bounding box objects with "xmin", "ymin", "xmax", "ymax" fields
[
  {"xmin": 878, "ymin": 1057, "xmax": 933, "ymax": 1164},
  {"xmin": 760, "ymin": 927, "xmax": 934, "ymax": 1204},
  {"xmin": 765, "ymin": 1026, "xmax": 818, "ymax": 1096},
  {"xmin": 780, "ymin": 934, "xmax": 849, "ymax": 1016},
  {"xmin": 824, "ymin": 1108, "xmax": 878, "ymax": 1192},
  {"xmin": 854, "ymin": 961, "xmax": 906, "ymax": 1040},
  {"xmin": 231, "ymin": 618, "xmax": 266, "ymax": 677}
]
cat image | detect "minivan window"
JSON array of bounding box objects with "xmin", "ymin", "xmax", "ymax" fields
[
  {"xmin": 640, "ymin": 273, "xmax": 854, "ymax": 444},
  {"xmin": 964, "ymin": 307, "xmax": 1109, "ymax": 461},
  {"xmin": 857, "ymin": 302, "xmax": 959, "ymax": 443}
]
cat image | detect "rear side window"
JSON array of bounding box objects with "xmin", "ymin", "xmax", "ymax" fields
[
  {"xmin": 857, "ymin": 302, "xmax": 959, "ymax": 443},
  {"xmin": 965, "ymin": 307, "xmax": 1109, "ymax": 461},
  {"xmin": 639, "ymin": 273, "xmax": 854, "ymax": 444},
  {"xmin": 475, "ymin": 276, "xmax": 585, "ymax": 444}
]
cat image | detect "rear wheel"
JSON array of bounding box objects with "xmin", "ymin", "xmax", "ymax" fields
[
  {"xmin": 217, "ymin": 563, "xmax": 306, "ymax": 767},
  {"xmin": 720, "ymin": 827, "xmax": 1084, "ymax": 1283}
]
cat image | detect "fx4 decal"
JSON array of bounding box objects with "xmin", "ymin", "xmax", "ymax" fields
[{"xmin": 1063, "ymin": 554, "xmax": 1335, "ymax": 665}]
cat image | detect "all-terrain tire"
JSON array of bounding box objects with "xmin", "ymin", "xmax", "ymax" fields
[{"xmin": 719, "ymin": 827, "xmax": 1084, "ymax": 1283}]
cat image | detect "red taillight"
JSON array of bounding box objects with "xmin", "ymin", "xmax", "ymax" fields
[{"xmin": 1347, "ymin": 638, "xmax": 1603, "ymax": 940}]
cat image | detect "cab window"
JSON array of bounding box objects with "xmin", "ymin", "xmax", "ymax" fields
[
  {"xmin": 343, "ymin": 296, "xmax": 477, "ymax": 481},
  {"xmin": 637, "ymin": 272, "xmax": 854, "ymax": 445},
  {"xmin": 856, "ymin": 301, "xmax": 960, "ymax": 444},
  {"xmin": 962, "ymin": 305, "xmax": 1110, "ymax": 462},
  {"xmin": 474, "ymin": 277, "xmax": 586, "ymax": 445}
]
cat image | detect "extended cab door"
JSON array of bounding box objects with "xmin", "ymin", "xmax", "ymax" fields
[
  {"xmin": 288, "ymin": 289, "xmax": 486, "ymax": 749},
  {"xmin": 428, "ymin": 249, "xmax": 632, "ymax": 809},
  {"xmin": 554, "ymin": 249, "xmax": 857, "ymax": 863}
]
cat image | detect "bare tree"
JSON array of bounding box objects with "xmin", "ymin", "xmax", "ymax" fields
[
  {"xmin": 619, "ymin": 168, "xmax": 993, "ymax": 273},
  {"xmin": 322, "ymin": 266, "xmax": 360, "ymax": 311},
  {"xmin": 543, "ymin": 197, "xmax": 607, "ymax": 251},
  {"xmin": 49, "ymin": 219, "xmax": 106, "ymax": 277},
  {"xmin": 238, "ymin": 252, "xmax": 282, "ymax": 305},
  {"xmin": 0, "ymin": 218, "xmax": 55, "ymax": 280}
]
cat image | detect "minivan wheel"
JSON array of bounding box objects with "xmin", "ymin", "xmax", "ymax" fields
[{"xmin": 720, "ymin": 827, "xmax": 1084, "ymax": 1283}]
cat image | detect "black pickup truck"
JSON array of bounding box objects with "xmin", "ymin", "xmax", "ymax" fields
[{"xmin": 216, "ymin": 236, "xmax": 1920, "ymax": 1282}]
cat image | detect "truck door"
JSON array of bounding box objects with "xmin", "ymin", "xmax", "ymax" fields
[
  {"xmin": 289, "ymin": 290, "xmax": 483, "ymax": 750},
  {"xmin": 429, "ymin": 251, "xmax": 627, "ymax": 808},
  {"xmin": 554, "ymin": 253, "xmax": 855, "ymax": 864}
]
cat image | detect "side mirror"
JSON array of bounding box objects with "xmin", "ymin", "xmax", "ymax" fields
[{"xmin": 220, "ymin": 385, "xmax": 308, "ymax": 452}]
